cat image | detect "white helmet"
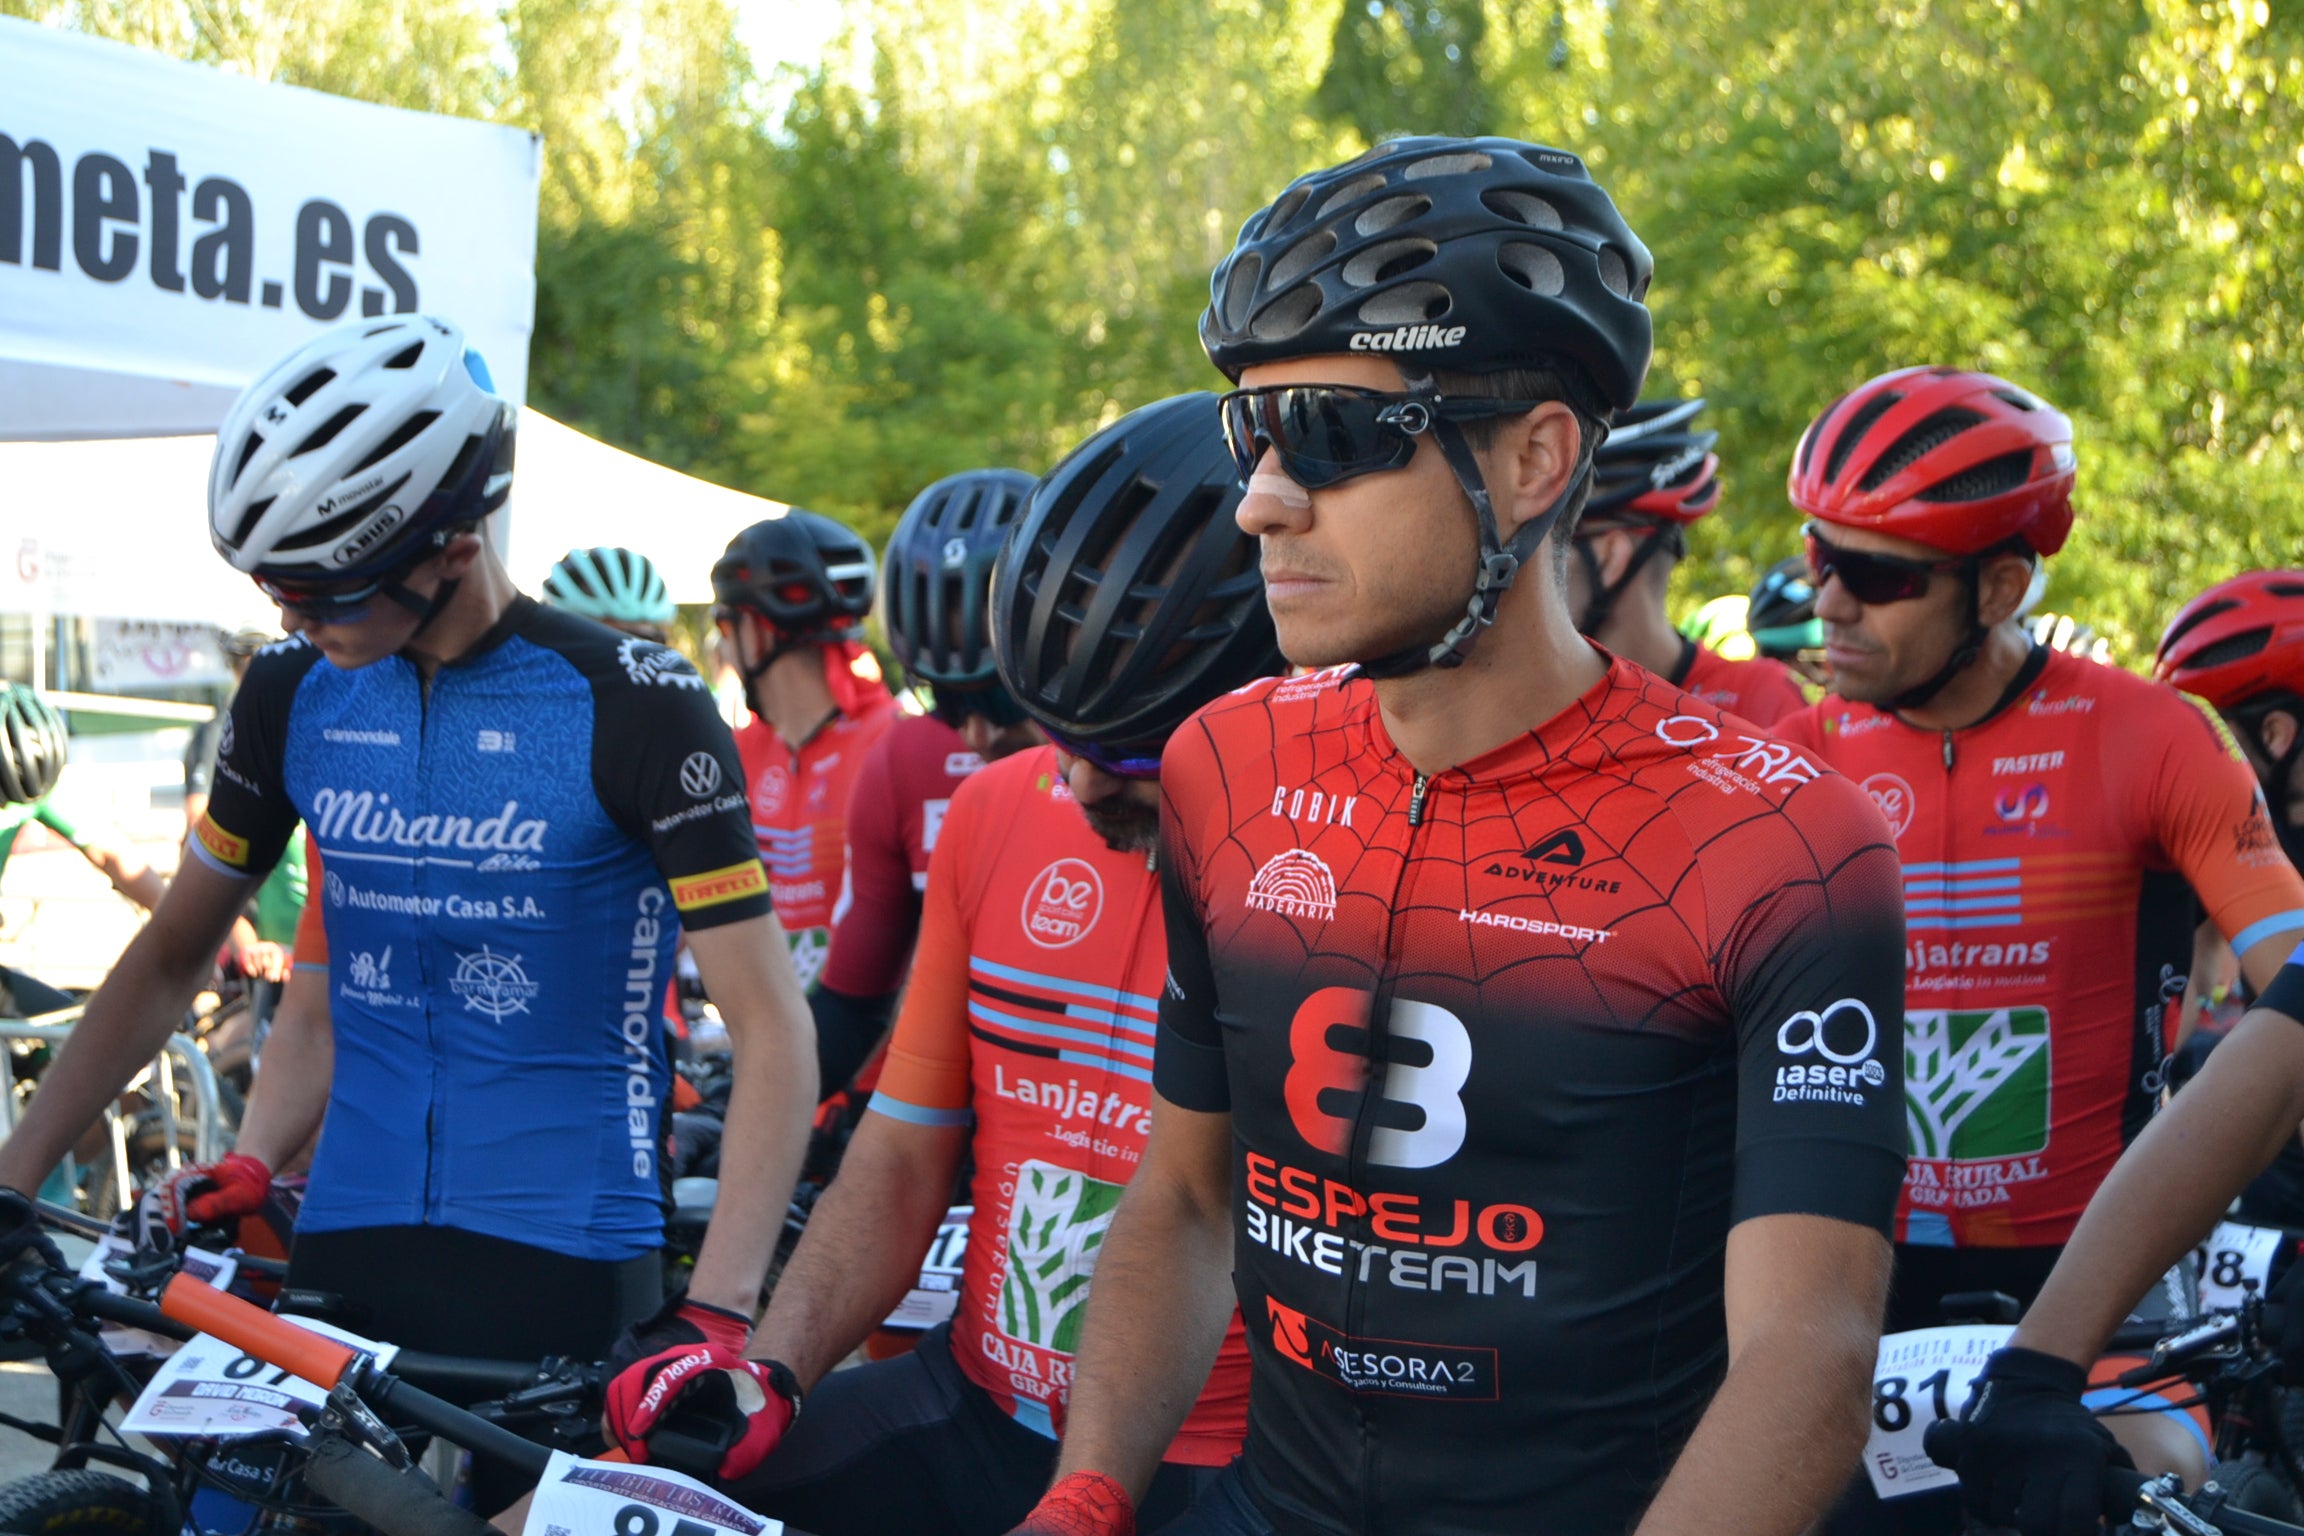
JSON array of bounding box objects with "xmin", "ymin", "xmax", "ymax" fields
[{"xmin": 210, "ymin": 315, "xmax": 512, "ymax": 583}]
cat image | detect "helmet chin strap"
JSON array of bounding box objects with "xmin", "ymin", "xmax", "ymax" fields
[
  {"xmin": 1356, "ymin": 390, "xmax": 1596, "ymax": 681},
  {"xmin": 382, "ymin": 575, "xmax": 461, "ymax": 642},
  {"xmin": 1572, "ymin": 522, "xmax": 1681, "ymax": 639}
]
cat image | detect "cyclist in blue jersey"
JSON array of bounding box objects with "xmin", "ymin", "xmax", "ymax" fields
[{"xmin": 0, "ymin": 316, "xmax": 817, "ymax": 1508}]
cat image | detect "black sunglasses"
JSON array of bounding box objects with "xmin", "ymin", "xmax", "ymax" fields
[
  {"xmin": 1218, "ymin": 386, "xmax": 1541, "ymax": 492},
  {"xmin": 256, "ymin": 571, "xmax": 392, "ymax": 624},
  {"xmin": 1803, "ymin": 524, "xmax": 1970, "ymax": 606},
  {"xmin": 1045, "ymin": 729, "xmax": 1163, "ymax": 780}
]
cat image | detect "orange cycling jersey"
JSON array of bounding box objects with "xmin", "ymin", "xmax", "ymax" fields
[
  {"xmin": 1778, "ymin": 645, "xmax": 2304, "ymax": 1248},
  {"xmin": 869, "ymin": 745, "xmax": 1250, "ymax": 1463},
  {"xmin": 1677, "ymin": 641, "xmax": 1809, "ymax": 727},
  {"xmin": 736, "ymin": 691, "xmax": 897, "ymax": 990}
]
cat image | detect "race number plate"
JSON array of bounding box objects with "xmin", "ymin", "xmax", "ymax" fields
[
  {"xmin": 1861, "ymin": 1324, "xmax": 2013, "ymax": 1500},
  {"xmin": 882, "ymin": 1207, "xmax": 970, "ymax": 1331},
  {"xmin": 523, "ymin": 1450, "xmax": 779, "ymax": 1536},
  {"xmin": 2195, "ymin": 1220, "xmax": 2285, "ymax": 1311},
  {"xmin": 75, "ymin": 1235, "xmax": 237, "ymax": 1358},
  {"xmin": 120, "ymin": 1318, "xmax": 395, "ymax": 1438}
]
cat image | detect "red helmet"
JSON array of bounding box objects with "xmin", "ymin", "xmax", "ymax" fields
[
  {"xmin": 1587, "ymin": 398, "xmax": 1720, "ymax": 525},
  {"xmin": 1788, "ymin": 367, "xmax": 2076, "ymax": 556},
  {"xmin": 2155, "ymin": 571, "xmax": 2304, "ymax": 710}
]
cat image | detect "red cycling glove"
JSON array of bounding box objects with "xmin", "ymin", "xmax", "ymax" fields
[
  {"xmin": 136, "ymin": 1153, "xmax": 271, "ymax": 1253},
  {"xmin": 604, "ymin": 1343, "xmax": 801, "ymax": 1481},
  {"xmin": 1010, "ymin": 1472, "xmax": 1137, "ymax": 1536}
]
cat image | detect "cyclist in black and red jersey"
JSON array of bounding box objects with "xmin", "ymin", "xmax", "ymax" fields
[
  {"xmin": 1010, "ymin": 138, "xmax": 1909, "ymax": 1536},
  {"xmin": 1571, "ymin": 397, "xmax": 1807, "ymax": 724},
  {"xmin": 810, "ymin": 469, "xmax": 1044, "ymax": 1102}
]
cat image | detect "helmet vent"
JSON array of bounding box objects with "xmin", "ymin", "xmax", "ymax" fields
[
  {"xmin": 435, "ymin": 432, "xmax": 487, "ymax": 506},
  {"xmin": 2188, "ymin": 630, "xmax": 2270, "ymax": 669},
  {"xmin": 382, "ymin": 342, "xmax": 424, "ymax": 370},
  {"xmin": 1596, "ymin": 246, "xmax": 1631, "ymax": 298},
  {"xmin": 2162, "ymin": 598, "xmax": 2240, "ymax": 649},
  {"xmin": 350, "ymin": 410, "xmax": 440, "ymax": 475},
  {"xmin": 1250, "ymin": 284, "xmax": 1323, "ymax": 341},
  {"xmin": 1220, "ymin": 254, "xmax": 1263, "ymax": 329},
  {"xmin": 1915, "ymin": 448, "xmax": 2032, "ymax": 503},
  {"xmin": 1356, "ymin": 282, "xmax": 1451, "ymax": 326},
  {"xmin": 1822, "ymin": 390, "xmax": 1903, "ymax": 484},
  {"xmin": 1316, "ymin": 173, "xmax": 1389, "ymax": 219},
  {"xmin": 283, "ymin": 368, "xmax": 335, "ymax": 407},
  {"xmin": 1266, "ymin": 184, "xmax": 1312, "ymax": 232},
  {"xmin": 1482, "ymin": 189, "xmax": 1563, "ymax": 230},
  {"xmin": 229, "ymin": 497, "xmax": 275, "ymax": 550},
  {"xmin": 1342, "ymin": 238, "xmax": 1436, "ymax": 288},
  {"xmin": 1859, "ymin": 407, "xmax": 1986, "ymax": 491},
  {"xmin": 229, "ymin": 432, "xmax": 265, "ymax": 490},
  {"xmin": 1990, "ymin": 388, "xmax": 2038, "ymax": 412},
  {"xmin": 1355, "ymin": 194, "xmax": 1431, "ymax": 236},
  {"xmin": 1402, "ymin": 151, "xmax": 1491, "ymax": 180},
  {"xmin": 293, "ymin": 404, "xmax": 367, "ymax": 457},
  {"xmin": 2271, "ymin": 582, "xmax": 2304, "ymax": 600},
  {"xmin": 1496, "ymin": 241, "xmax": 1565, "ymax": 296},
  {"xmin": 1267, "ymin": 228, "xmax": 1337, "ymax": 292}
]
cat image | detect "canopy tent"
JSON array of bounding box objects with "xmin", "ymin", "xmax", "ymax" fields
[
  {"xmin": 0, "ymin": 17, "xmax": 540, "ymax": 442},
  {"xmin": 0, "ymin": 411, "xmax": 787, "ymax": 634}
]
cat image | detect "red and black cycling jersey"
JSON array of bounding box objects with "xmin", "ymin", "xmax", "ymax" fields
[{"xmin": 1155, "ymin": 656, "xmax": 1907, "ymax": 1535}]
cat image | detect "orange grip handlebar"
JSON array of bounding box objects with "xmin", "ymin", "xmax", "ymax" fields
[{"xmin": 159, "ymin": 1273, "xmax": 360, "ymax": 1390}]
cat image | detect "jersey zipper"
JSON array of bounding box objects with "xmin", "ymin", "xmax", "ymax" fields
[
  {"xmin": 416, "ymin": 664, "xmax": 443, "ymax": 1225},
  {"xmin": 1348, "ymin": 766, "xmax": 1436, "ymax": 1532}
]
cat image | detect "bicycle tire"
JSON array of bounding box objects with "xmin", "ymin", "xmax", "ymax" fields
[
  {"xmin": 0, "ymin": 1470, "xmax": 161, "ymax": 1536},
  {"xmin": 2216, "ymin": 1457, "xmax": 2304, "ymax": 1523}
]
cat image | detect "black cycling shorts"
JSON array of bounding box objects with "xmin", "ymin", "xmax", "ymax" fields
[{"xmin": 729, "ymin": 1322, "xmax": 1223, "ymax": 1536}]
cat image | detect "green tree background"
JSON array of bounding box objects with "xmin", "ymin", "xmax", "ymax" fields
[{"xmin": 7, "ymin": 0, "xmax": 2297, "ymax": 660}]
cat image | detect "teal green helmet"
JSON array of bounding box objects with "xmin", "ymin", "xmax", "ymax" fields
[{"xmin": 544, "ymin": 546, "xmax": 677, "ymax": 627}]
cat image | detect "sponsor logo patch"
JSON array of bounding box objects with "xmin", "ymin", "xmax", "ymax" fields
[
  {"xmin": 680, "ymin": 752, "xmax": 723, "ymax": 798},
  {"xmin": 1022, "ymin": 858, "xmax": 1103, "ymax": 948},
  {"xmin": 195, "ymin": 817, "xmax": 249, "ymax": 868},
  {"xmin": 1245, "ymin": 848, "xmax": 1339, "ymax": 922},
  {"xmin": 670, "ymin": 860, "xmax": 770, "ymax": 912},
  {"xmin": 1863, "ymin": 773, "xmax": 1916, "ymax": 839},
  {"xmin": 617, "ymin": 637, "xmax": 707, "ymax": 690},
  {"xmin": 450, "ymin": 945, "xmax": 540, "ymax": 1021},
  {"xmin": 1265, "ymin": 1298, "xmax": 1499, "ymax": 1400}
]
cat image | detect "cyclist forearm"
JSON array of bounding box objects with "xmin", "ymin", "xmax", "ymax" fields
[
  {"xmin": 2016, "ymin": 1003, "xmax": 2304, "ymax": 1365},
  {"xmin": 683, "ymin": 917, "xmax": 817, "ymax": 1317},
  {"xmin": 230, "ymin": 964, "xmax": 331, "ymax": 1169},
  {"xmin": 1636, "ymin": 1215, "xmax": 1888, "ymax": 1536},
  {"xmin": 1055, "ymin": 1100, "xmax": 1236, "ymax": 1502},
  {"xmin": 0, "ymin": 893, "xmax": 235, "ymax": 1190},
  {"xmin": 747, "ymin": 1111, "xmax": 962, "ymax": 1388}
]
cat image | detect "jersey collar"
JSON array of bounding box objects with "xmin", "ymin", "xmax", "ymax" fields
[{"xmin": 1347, "ymin": 650, "xmax": 1633, "ymax": 792}]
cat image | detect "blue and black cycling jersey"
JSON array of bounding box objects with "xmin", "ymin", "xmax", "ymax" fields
[{"xmin": 194, "ymin": 598, "xmax": 771, "ymax": 1261}]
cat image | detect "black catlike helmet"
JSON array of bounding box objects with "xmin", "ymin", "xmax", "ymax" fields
[
  {"xmin": 0, "ymin": 685, "xmax": 68, "ymax": 807},
  {"xmin": 992, "ymin": 394, "xmax": 1285, "ymax": 756},
  {"xmin": 711, "ymin": 511, "xmax": 876, "ymax": 644},
  {"xmin": 882, "ymin": 468, "xmax": 1037, "ymax": 690},
  {"xmin": 1202, "ymin": 136, "xmax": 1653, "ymax": 410}
]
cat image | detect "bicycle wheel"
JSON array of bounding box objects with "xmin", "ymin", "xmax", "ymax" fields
[{"xmin": 0, "ymin": 1470, "xmax": 160, "ymax": 1536}]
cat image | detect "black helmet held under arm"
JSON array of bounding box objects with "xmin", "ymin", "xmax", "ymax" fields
[{"xmin": 992, "ymin": 394, "xmax": 1285, "ymax": 758}]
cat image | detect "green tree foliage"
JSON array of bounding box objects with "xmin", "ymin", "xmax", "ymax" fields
[{"xmin": 19, "ymin": 0, "xmax": 2301, "ymax": 652}]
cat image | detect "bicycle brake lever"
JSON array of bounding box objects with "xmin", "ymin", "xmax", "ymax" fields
[{"xmin": 317, "ymin": 1372, "xmax": 412, "ymax": 1469}]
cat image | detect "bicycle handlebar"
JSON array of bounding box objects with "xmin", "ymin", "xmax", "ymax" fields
[{"xmin": 159, "ymin": 1273, "xmax": 359, "ymax": 1388}]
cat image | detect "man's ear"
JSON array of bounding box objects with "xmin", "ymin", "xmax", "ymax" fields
[
  {"xmin": 434, "ymin": 531, "xmax": 486, "ymax": 579},
  {"xmin": 2263, "ymin": 708, "xmax": 2300, "ymax": 763},
  {"xmin": 1492, "ymin": 401, "xmax": 1584, "ymax": 543},
  {"xmin": 1975, "ymin": 553, "xmax": 2037, "ymax": 628}
]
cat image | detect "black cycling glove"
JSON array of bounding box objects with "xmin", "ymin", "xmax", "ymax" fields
[
  {"xmin": 0, "ymin": 1189, "xmax": 64, "ymax": 1272},
  {"xmin": 1952, "ymin": 1346, "xmax": 2128, "ymax": 1536}
]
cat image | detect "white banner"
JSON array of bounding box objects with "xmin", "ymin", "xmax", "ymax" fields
[
  {"xmin": 91, "ymin": 618, "xmax": 234, "ymax": 690},
  {"xmin": 0, "ymin": 17, "xmax": 539, "ymax": 441}
]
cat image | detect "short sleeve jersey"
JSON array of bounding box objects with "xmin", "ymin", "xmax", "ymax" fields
[
  {"xmin": 736, "ymin": 693, "xmax": 897, "ymax": 991},
  {"xmin": 1156, "ymin": 657, "xmax": 1907, "ymax": 1535},
  {"xmin": 193, "ymin": 606, "xmax": 770, "ymax": 1261},
  {"xmin": 819, "ymin": 712, "xmax": 985, "ymax": 998},
  {"xmin": 1677, "ymin": 642, "xmax": 1810, "ymax": 727},
  {"xmin": 1776, "ymin": 644, "xmax": 2304, "ymax": 1249},
  {"xmin": 869, "ymin": 745, "xmax": 1250, "ymax": 1464}
]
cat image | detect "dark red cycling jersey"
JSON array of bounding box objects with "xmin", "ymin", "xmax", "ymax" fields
[
  {"xmin": 736, "ymin": 690, "xmax": 897, "ymax": 991},
  {"xmin": 1776, "ymin": 645, "xmax": 2304, "ymax": 1249},
  {"xmin": 1677, "ymin": 641, "xmax": 1809, "ymax": 727},
  {"xmin": 1156, "ymin": 656, "xmax": 1907, "ymax": 1535},
  {"xmin": 820, "ymin": 713, "xmax": 985, "ymax": 998}
]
